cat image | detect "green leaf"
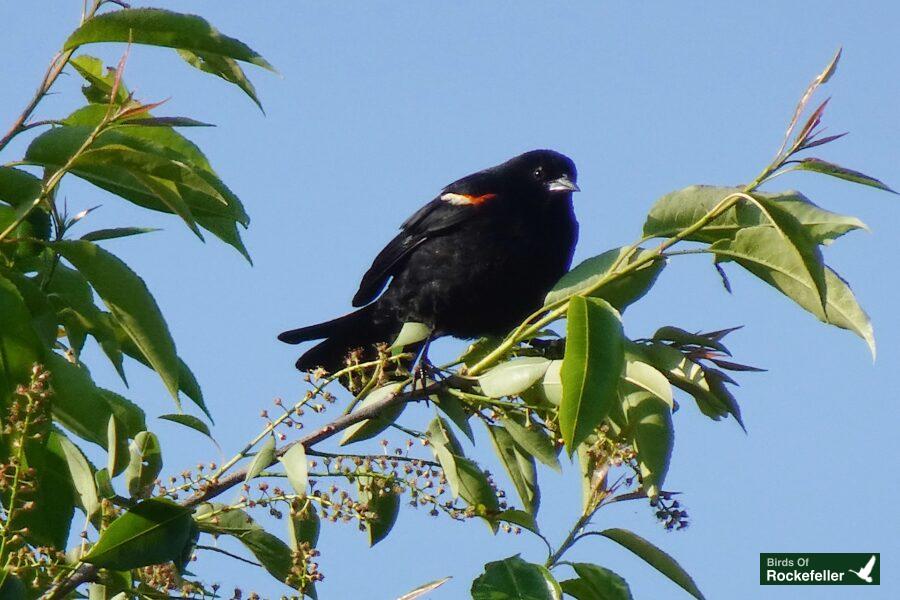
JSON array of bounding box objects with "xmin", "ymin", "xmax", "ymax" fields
[
  {"xmin": 623, "ymin": 359, "xmax": 674, "ymax": 410},
  {"xmin": 45, "ymin": 353, "xmax": 146, "ymax": 448},
  {"xmin": 478, "ymin": 357, "xmax": 551, "ymax": 398},
  {"xmin": 83, "ymin": 498, "xmax": 193, "ymax": 570},
  {"xmin": 710, "ymin": 227, "xmax": 875, "ymax": 357},
  {"xmin": 486, "ymin": 425, "xmax": 539, "ymax": 515},
  {"xmin": 431, "ymin": 390, "xmax": 475, "ymax": 443},
  {"xmin": 651, "ymin": 326, "xmax": 729, "ymax": 355},
  {"xmin": 27, "ymin": 122, "xmax": 250, "ymax": 253},
  {"xmin": 560, "ymin": 563, "xmax": 633, "ymax": 600},
  {"xmin": 244, "ymin": 435, "xmax": 275, "ymax": 482},
  {"xmin": 178, "ymin": 49, "xmax": 264, "ymax": 110},
  {"xmin": 539, "ymin": 360, "xmax": 564, "ymax": 406},
  {"xmin": 56, "ymin": 431, "xmax": 100, "ymax": 519},
  {"xmin": 0, "ymin": 166, "xmax": 42, "ymax": 207},
  {"xmin": 107, "ymin": 415, "xmax": 129, "ymax": 476},
  {"xmin": 287, "ymin": 502, "xmax": 320, "ymax": 550},
  {"xmin": 427, "ymin": 416, "xmax": 466, "ymax": 456},
  {"xmin": 0, "ymin": 274, "xmax": 43, "ymax": 399},
  {"xmin": 81, "ymin": 226, "xmax": 160, "ymax": 242},
  {"xmin": 643, "ymin": 186, "xmax": 867, "ymax": 244},
  {"xmin": 620, "ymin": 388, "xmax": 673, "ymax": 498},
  {"xmin": 194, "ymin": 504, "xmax": 293, "ymax": 584},
  {"xmin": 357, "ymin": 475, "xmax": 400, "ymax": 546},
  {"xmin": 65, "ymin": 8, "xmax": 276, "ymax": 72},
  {"xmin": 471, "ymin": 555, "xmax": 562, "ymax": 600},
  {"xmin": 397, "ymin": 576, "xmax": 452, "ymax": 600},
  {"xmin": 495, "ymin": 509, "xmax": 539, "ymax": 535},
  {"xmin": 637, "ymin": 342, "xmax": 731, "ymax": 421},
  {"xmin": 794, "ymin": 158, "xmax": 896, "ymax": 193},
  {"xmin": 546, "ymin": 247, "xmax": 664, "ymax": 311},
  {"xmin": 428, "ymin": 419, "xmax": 499, "ymax": 516},
  {"xmin": 751, "ymin": 193, "xmax": 828, "ymax": 313},
  {"xmin": 340, "ymin": 383, "xmax": 405, "ymax": 445},
  {"xmin": 17, "ymin": 432, "xmax": 76, "ymax": 548},
  {"xmin": 599, "ymin": 528, "xmax": 705, "ymax": 600},
  {"xmin": 95, "ymin": 468, "xmax": 115, "ymax": 499},
  {"xmin": 500, "ymin": 415, "xmax": 560, "ymax": 472},
  {"xmin": 279, "ymin": 443, "xmax": 308, "ymax": 497},
  {"xmin": 123, "ymin": 116, "xmax": 215, "ymax": 128},
  {"xmin": 69, "ymin": 54, "xmax": 131, "ymax": 105},
  {"xmin": 158, "ymin": 413, "xmax": 213, "ymax": 440},
  {"xmin": 560, "ymin": 297, "xmax": 624, "ymax": 453},
  {"xmin": 126, "ymin": 431, "xmax": 162, "ymax": 498},
  {"xmin": 52, "ymin": 240, "xmax": 181, "ymax": 401},
  {"xmin": 577, "ymin": 442, "xmax": 604, "ymax": 516},
  {"xmin": 390, "ymin": 321, "xmax": 432, "ymax": 350}
]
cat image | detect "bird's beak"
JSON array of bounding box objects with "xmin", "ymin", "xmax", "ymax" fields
[{"xmin": 547, "ymin": 175, "xmax": 580, "ymax": 193}]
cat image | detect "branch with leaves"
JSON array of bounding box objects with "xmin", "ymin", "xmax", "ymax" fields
[{"xmin": 0, "ymin": 4, "xmax": 893, "ymax": 600}]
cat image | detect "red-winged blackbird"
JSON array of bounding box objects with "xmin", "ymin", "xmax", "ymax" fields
[{"xmin": 279, "ymin": 149, "xmax": 580, "ymax": 372}]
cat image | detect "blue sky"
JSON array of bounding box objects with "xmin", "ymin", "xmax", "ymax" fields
[{"xmin": 2, "ymin": 1, "xmax": 898, "ymax": 598}]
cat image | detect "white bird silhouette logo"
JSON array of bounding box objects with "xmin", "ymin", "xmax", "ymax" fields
[{"xmin": 848, "ymin": 555, "xmax": 877, "ymax": 583}]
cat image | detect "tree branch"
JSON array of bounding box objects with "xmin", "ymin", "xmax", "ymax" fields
[{"xmin": 42, "ymin": 379, "xmax": 446, "ymax": 598}]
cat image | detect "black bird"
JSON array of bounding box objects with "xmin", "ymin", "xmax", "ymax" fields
[{"xmin": 279, "ymin": 149, "xmax": 580, "ymax": 372}]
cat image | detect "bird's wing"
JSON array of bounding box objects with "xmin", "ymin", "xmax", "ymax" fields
[
  {"xmin": 351, "ymin": 195, "xmax": 485, "ymax": 307},
  {"xmin": 862, "ymin": 555, "xmax": 876, "ymax": 576}
]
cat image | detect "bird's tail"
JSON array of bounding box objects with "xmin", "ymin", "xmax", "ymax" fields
[{"xmin": 278, "ymin": 305, "xmax": 399, "ymax": 373}]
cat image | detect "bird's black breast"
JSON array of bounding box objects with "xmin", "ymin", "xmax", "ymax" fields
[{"xmin": 376, "ymin": 195, "xmax": 578, "ymax": 338}]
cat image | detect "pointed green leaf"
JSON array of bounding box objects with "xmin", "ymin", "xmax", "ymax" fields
[
  {"xmin": 486, "ymin": 424, "xmax": 539, "ymax": 516},
  {"xmin": 431, "ymin": 390, "xmax": 475, "ymax": 442},
  {"xmin": 546, "ymin": 247, "xmax": 664, "ymax": 311},
  {"xmin": 620, "ymin": 388, "xmax": 673, "ymax": 498},
  {"xmin": 0, "ymin": 274, "xmax": 43, "ymax": 399},
  {"xmin": 194, "ymin": 504, "xmax": 293, "ymax": 584},
  {"xmin": 390, "ymin": 321, "xmax": 432, "ymax": 350},
  {"xmin": 637, "ymin": 342, "xmax": 730, "ymax": 421},
  {"xmin": 244, "ymin": 435, "xmax": 275, "ymax": 482},
  {"xmin": 287, "ymin": 502, "xmax": 320, "ymax": 550},
  {"xmin": 560, "ymin": 297, "xmax": 624, "ymax": 452},
  {"xmin": 178, "ymin": 49, "xmax": 264, "ymax": 111},
  {"xmin": 340, "ymin": 383, "xmax": 405, "ymax": 445},
  {"xmin": 52, "ymin": 240, "xmax": 181, "ymax": 401},
  {"xmin": 471, "ymin": 555, "xmax": 562, "ymax": 600},
  {"xmin": 126, "ymin": 431, "xmax": 162, "ymax": 498},
  {"xmin": 357, "ymin": 475, "xmax": 400, "ymax": 546},
  {"xmin": 643, "ymin": 186, "xmax": 868, "ymax": 244},
  {"xmin": 500, "ymin": 415, "xmax": 560, "ymax": 472},
  {"xmin": 599, "ymin": 528, "xmax": 704, "ymax": 600},
  {"xmin": 69, "ymin": 54, "xmax": 131, "ymax": 105},
  {"xmin": 81, "ymin": 226, "xmax": 161, "ymax": 242},
  {"xmin": 0, "ymin": 166, "xmax": 42, "ymax": 207},
  {"xmin": 107, "ymin": 415, "xmax": 129, "ymax": 476},
  {"xmin": 560, "ymin": 563, "xmax": 633, "ymax": 600},
  {"xmin": 56, "ymin": 432, "xmax": 100, "ymax": 519},
  {"xmin": 794, "ymin": 158, "xmax": 896, "ymax": 193},
  {"xmin": 82, "ymin": 498, "xmax": 193, "ymax": 570},
  {"xmin": 623, "ymin": 359, "xmax": 674, "ymax": 410},
  {"xmin": 158, "ymin": 413, "xmax": 213, "ymax": 440},
  {"xmin": 64, "ymin": 8, "xmax": 276, "ymax": 72},
  {"xmin": 478, "ymin": 357, "xmax": 551, "ymax": 398},
  {"xmin": 45, "ymin": 352, "xmax": 146, "ymax": 448},
  {"xmin": 279, "ymin": 443, "xmax": 308, "ymax": 498},
  {"xmin": 711, "ymin": 227, "xmax": 875, "ymax": 357}
]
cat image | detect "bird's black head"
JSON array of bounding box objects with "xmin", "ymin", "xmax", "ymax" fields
[
  {"xmin": 501, "ymin": 149, "xmax": 579, "ymax": 195},
  {"xmin": 444, "ymin": 149, "xmax": 579, "ymax": 199}
]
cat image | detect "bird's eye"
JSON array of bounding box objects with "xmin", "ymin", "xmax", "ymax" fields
[{"xmin": 532, "ymin": 167, "xmax": 543, "ymax": 180}]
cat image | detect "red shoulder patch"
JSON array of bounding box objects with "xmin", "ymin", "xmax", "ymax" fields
[{"xmin": 440, "ymin": 192, "xmax": 498, "ymax": 206}]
